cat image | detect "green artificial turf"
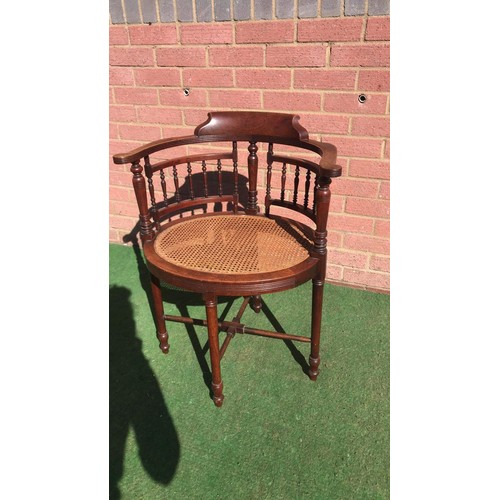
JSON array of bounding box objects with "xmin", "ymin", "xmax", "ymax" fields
[{"xmin": 110, "ymin": 243, "xmax": 389, "ymax": 499}]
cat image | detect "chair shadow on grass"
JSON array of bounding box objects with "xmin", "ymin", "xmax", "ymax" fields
[{"xmin": 110, "ymin": 285, "xmax": 180, "ymax": 499}]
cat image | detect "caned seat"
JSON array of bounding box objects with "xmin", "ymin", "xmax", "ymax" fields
[{"xmin": 113, "ymin": 111, "xmax": 342, "ymax": 406}]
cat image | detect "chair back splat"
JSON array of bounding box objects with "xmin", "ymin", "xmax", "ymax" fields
[{"xmin": 113, "ymin": 111, "xmax": 342, "ymax": 407}]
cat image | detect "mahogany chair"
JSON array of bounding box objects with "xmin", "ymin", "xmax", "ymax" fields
[{"xmin": 113, "ymin": 111, "xmax": 342, "ymax": 406}]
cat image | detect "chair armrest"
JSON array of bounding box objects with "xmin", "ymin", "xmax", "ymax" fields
[
  {"xmin": 112, "ymin": 136, "xmax": 195, "ymax": 164},
  {"xmin": 304, "ymin": 139, "xmax": 342, "ymax": 178}
]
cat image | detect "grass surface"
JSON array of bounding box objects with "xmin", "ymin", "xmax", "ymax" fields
[{"xmin": 110, "ymin": 243, "xmax": 389, "ymax": 499}]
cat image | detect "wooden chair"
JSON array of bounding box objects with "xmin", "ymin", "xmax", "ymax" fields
[{"xmin": 113, "ymin": 111, "xmax": 342, "ymax": 406}]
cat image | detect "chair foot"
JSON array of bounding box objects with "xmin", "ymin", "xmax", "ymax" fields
[
  {"xmin": 157, "ymin": 332, "xmax": 170, "ymax": 354},
  {"xmin": 250, "ymin": 295, "xmax": 262, "ymax": 313},
  {"xmin": 308, "ymin": 356, "xmax": 320, "ymax": 381},
  {"xmin": 211, "ymin": 381, "xmax": 224, "ymax": 407}
]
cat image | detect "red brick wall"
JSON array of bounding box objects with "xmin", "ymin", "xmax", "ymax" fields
[{"xmin": 109, "ymin": 16, "xmax": 390, "ymax": 292}]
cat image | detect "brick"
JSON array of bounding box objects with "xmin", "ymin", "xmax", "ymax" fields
[
  {"xmin": 368, "ymin": 0, "xmax": 390, "ymax": 16},
  {"xmin": 276, "ymin": 0, "xmax": 294, "ymax": 18},
  {"xmin": 157, "ymin": 47, "xmax": 206, "ymax": 67},
  {"xmin": 184, "ymin": 108, "xmax": 212, "ymax": 126},
  {"xmin": 328, "ymin": 214, "xmax": 373, "ymax": 234},
  {"xmin": 181, "ymin": 24, "xmax": 233, "ymax": 44},
  {"xmin": 331, "ymin": 178, "xmax": 379, "ymax": 197},
  {"xmin": 136, "ymin": 107, "xmax": 183, "ymax": 125},
  {"xmin": 134, "ymin": 68, "xmax": 181, "ymax": 86},
  {"xmin": 323, "ymin": 136, "xmax": 382, "ymax": 158},
  {"xmin": 343, "ymin": 268, "xmax": 389, "ymax": 290},
  {"xmin": 264, "ymin": 91, "xmax": 321, "ymax": 111},
  {"xmin": 294, "ymin": 69, "xmax": 356, "ymax": 90},
  {"xmin": 326, "ymin": 230, "xmax": 342, "ymax": 247},
  {"xmin": 267, "ymin": 46, "xmax": 327, "ymax": 67},
  {"xmin": 345, "ymin": 197, "xmax": 389, "ymax": 217},
  {"xmin": 369, "ymin": 255, "xmax": 389, "ymax": 272},
  {"xmin": 209, "ymin": 89, "xmax": 262, "ymax": 109},
  {"xmin": 369, "ymin": 255, "xmax": 390, "ymax": 273},
  {"xmin": 110, "ymin": 0, "xmax": 125, "ymax": 24},
  {"xmin": 110, "ymin": 105, "xmax": 136, "ymax": 122},
  {"xmin": 298, "ymin": 0, "xmax": 318, "ymax": 18},
  {"xmin": 209, "ymin": 46, "xmax": 264, "ymax": 67},
  {"xmin": 183, "ymin": 68, "xmax": 234, "ymax": 87},
  {"xmin": 298, "ymin": 18, "xmax": 363, "ymax": 42},
  {"xmin": 114, "ymin": 87, "xmax": 158, "ymax": 105},
  {"xmin": 331, "ymin": 44, "xmax": 390, "ymax": 67},
  {"xmin": 351, "ymin": 116, "xmax": 390, "ymax": 136},
  {"xmin": 196, "ymin": 0, "xmax": 212, "ymax": 22},
  {"xmin": 110, "ymin": 47, "xmax": 154, "ymax": 67},
  {"xmin": 141, "ymin": 0, "xmax": 158, "ymax": 23},
  {"xmin": 374, "ymin": 219, "xmax": 390, "ymax": 237},
  {"xmin": 358, "ymin": 70, "xmax": 390, "ymax": 91},
  {"xmin": 110, "ymin": 123, "xmax": 119, "ymax": 139},
  {"xmin": 343, "ymin": 234, "xmax": 389, "ymax": 254},
  {"xmin": 128, "ymin": 25, "xmax": 177, "ymax": 45},
  {"xmin": 326, "ymin": 265, "xmax": 342, "ymax": 281},
  {"xmin": 110, "ymin": 169, "xmax": 134, "ymax": 187},
  {"xmin": 236, "ymin": 21, "xmax": 294, "ymax": 43},
  {"xmin": 109, "ymin": 228, "xmax": 119, "ymax": 242},
  {"xmin": 214, "ymin": 0, "xmax": 231, "ymax": 21},
  {"xmin": 110, "ymin": 215, "xmax": 137, "ymax": 231},
  {"xmin": 160, "ymin": 88, "xmax": 207, "ymax": 107},
  {"xmin": 109, "ymin": 26, "xmax": 128, "ymax": 45},
  {"xmin": 158, "ymin": 0, "xmax": 175, "ymax": 22},
  {"xmin": 322, "ymin": 0, "xmax": 341, "ymax": 17},
  {"xmin": 109, "ymin": 67, "xmax": 134, "ymax": 86},
  {"xmin": 349, "ymin": 159, "xmax": 389, "ymax": 179},
  {"xmin": 161, "ymin": 126, "xmax": 191, "ymax": 138},
  {"xmin": 324, "ymin": 93, "xmax": 387, "ymax": 114},
  {"xmin": 111, "ymin": 200, "xmax": 141, "ymax": 217},
  {"xmin": 378, "ymin": 181, "xmax": 389, "ymax": 200},
  {"xmin": 234, "ymin": 0, "xmax": 251, "ymax": 20},
  {"xmin": 176, "ymin": 0, "xmax": 193, "ymax": 21},
  {"xmin": 329, "ymin": 250, "xmax": 368, "ymax": 268},
  {"xmin": 236, "ymin": 69, "xmax": 292, "ymax": 89},
  {"xmin": 366, "ymin": 17, "xmax": 390, "ymax": 41},
  {"xmin": 255, "ymin": 1, "xmax": 273, "ymax": 19},
  {"xmin": 327, "ymin": 195, "xmax": 343, "ymax": 213},
  {"xmin": 110, "ymin": 186, "xmax": 131, "ymax": 202},
  {"xmin": 345, "ymin": 0, "xmax": 365, "ymax": 16},
  {"xmin": 124, "ymin": 0, "xmax": 141, "ymax": 23},
  {"xmin": 299, "ymin": 114, "xmax": 349, "ymax": 134},
  {"xmin": 119, "ymin": 124, "xmax": 162, "ymax": 141},
  {"xmin": 384, "ymin": 139, "xmax": 390, "ymax": 158}
]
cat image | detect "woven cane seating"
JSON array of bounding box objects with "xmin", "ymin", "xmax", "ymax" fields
[
  {"xmin": 113, "ymin": 111, "xmax": 342, "ymax": 407},
  {"xmin": 154, "ymin": 214, "xmax": 313, "ymax": 274}
]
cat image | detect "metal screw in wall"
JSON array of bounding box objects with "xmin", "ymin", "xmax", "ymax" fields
[
  {"xmin": 183, "ymin": 88, "xmax": 190, "ymax": 97},
  {"xmin": 358, "ymin": 94, "xmax": 367, "ymax": 104}
]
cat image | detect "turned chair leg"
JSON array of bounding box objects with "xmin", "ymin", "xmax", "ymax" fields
[
  {"xmin": 150, "ymin": 273, "xmax": 170, "ymax": 354},
  {"xmin": 204, "ymin": 293, "xmax": 224, "ymax": 407},
  {"xmin": 309, "ymin": 279, "xmax": 324, "ymax": 381}
]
